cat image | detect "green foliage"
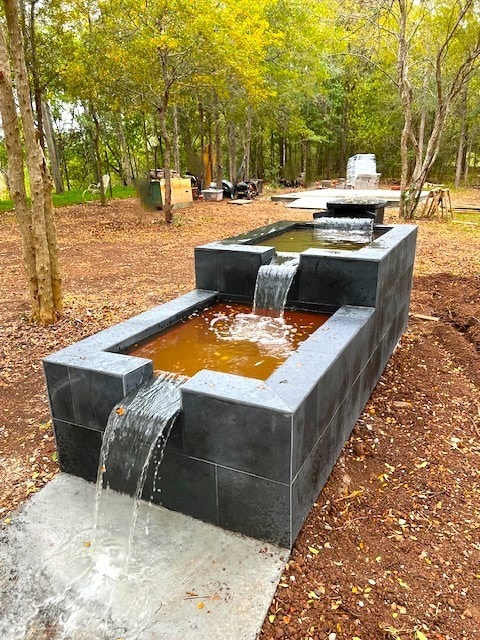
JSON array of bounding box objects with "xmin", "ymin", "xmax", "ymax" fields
[{"xmin": 13, "ymin": 0, "xmax": 480, "ymax": 187}]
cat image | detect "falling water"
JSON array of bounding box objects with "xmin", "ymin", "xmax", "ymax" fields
[
  {"xmin": 252, "ymin": 256, "xmax": 299, "ymax": 317},
  {"xmin": 313, "ymin": 217, "xmax": 374, "ymax": 245},
  {"xmin": 313, "ymin": 216, "xmax": 374, "ymax": 233},
  {"xmin": 2, "ymin": 373, "xmax": 185, "ymax": 640},
  {"xmin": 93, "ymin": 373, "xmax": 185, "ymax": 573}
]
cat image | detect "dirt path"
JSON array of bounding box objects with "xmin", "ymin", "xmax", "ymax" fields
[{"xmin": 1, "ymin": 192, "xmax": 479, "ymax": 639}]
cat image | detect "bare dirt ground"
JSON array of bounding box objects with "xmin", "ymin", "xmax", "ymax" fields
[{"xmin": 1, "ymin": 190, "xmax": 479, "ymax": 640}]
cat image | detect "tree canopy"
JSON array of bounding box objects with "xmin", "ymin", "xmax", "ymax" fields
[{"xmin": 1, "ymin": 0, "xmax": 480, "ymax": 212}]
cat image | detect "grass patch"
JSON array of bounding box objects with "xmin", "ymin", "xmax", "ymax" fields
[
  {"xmin": 453, "ymin": 209, "xmax": 480, "ymax": 224},
  {"xmin": 0, "ymin": 185, "xmax": 137, "ymax": 213}
]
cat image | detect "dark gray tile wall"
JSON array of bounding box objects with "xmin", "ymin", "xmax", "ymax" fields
[
  {"xmin": 195, "ymin": 244, "xmax": 273, "ymax": 294},
  {"xmin": 217, "ymin": 467, "xmax": 291, "ymax": 547},
  {"xmin": 145, "ymin": 450, "xmax": 218, "ymax": 525},
  {"xmin": 53, "ymin": 420, "xmax": 102, "ymax": 482}
]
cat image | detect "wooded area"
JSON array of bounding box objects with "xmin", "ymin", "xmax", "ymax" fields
[
  {"xmin": 2, "ymin": 0, "xmax": 480, "ymax": 193},
  {"xmin": 0, "ymin": 0, "xmax": 479, "ymax": 319}
]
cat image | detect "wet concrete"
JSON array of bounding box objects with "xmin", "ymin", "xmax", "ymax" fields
[{"xmin": 0, "ymin": 474, "xmax": 287, "ymax": 639}]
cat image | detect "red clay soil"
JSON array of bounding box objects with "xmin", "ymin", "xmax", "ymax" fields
[{"xmin": 1, "ymin": 190, "xmax": 479, "ymax": 640}]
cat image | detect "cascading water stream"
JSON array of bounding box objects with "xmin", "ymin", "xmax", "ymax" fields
[
  {"xmin": 313, "ymin": 217, "xmax": 374, "ymax": 245},
  {"xmin": 3, "ymin": 373, "xmax": 185, "ymax": 640},
  {"xmin": 93, "ymin": 373, "xmax": 185, "ymax": 572},
  {"xmin": 61, "ymin": 372, "xmax": 186, "ymax": 635},
  {"xmin": 252, "ymin": 256, "xmax": 299, "ymax": 318},
  {"xmin": 313, "ymin": 217, "xmax": 374, "ymax": 232}
]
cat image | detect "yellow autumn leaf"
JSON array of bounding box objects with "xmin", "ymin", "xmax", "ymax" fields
[
  {"xmin": 308, "ymin": 591, "xmax": 319, "ymax": 600},
  {"xmin": 415, "ymin": 632, "xmax": 428, "ymax": 640},
  {"xmin": 308, "ymin": 546, "xmax": 319, "ymax": 555},
  {"xmin": 268, "ymin": 615, "xmax": 275, "ymax": 623}
]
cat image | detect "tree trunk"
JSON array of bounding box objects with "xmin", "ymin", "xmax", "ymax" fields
[
  {"xmin": 42, "ymin": 100, "xmax": 64, "ymax": 193},
  {"xmin": 117, "ymin": 114, "xmax": 134, "ymax": 186},
  {"xmin": 215, "ymin": 103, "xmax": 222, "ymax": 189},
  {"xmin": 173, "ymin": 103, "xmax": 181, "ymax": 174},
  {"xmin": 142, "ymin": 112, "xmax": 150, "ymax": 172},
  {"xmin": 279, "ymin": 136, "xmax": 286, "ymax": 175},
  {"xmin": 199, "ymin": 102, "xmax": 205, "ymax": 153},
  {"xmin": 3, "ymin": 0, "xmax": 62, "ymax": 322},
  {"xmin": 27, "ymin": 0, "xmax": 45, "ymax": 152},
  {"xmin": 454, "ymin": 89, "xmax": 468, "ymax": 188},
  {"xmin": 0, "ymin": 23, "xmax": 38, "ymax": 316},
  {"xmin": 228, "ymin": 121, "xmax": 236, "ymax": 182},
  {"xmin": 89, "ymin": 102, "xmax": 106, "ymax": 206},
  {"xmin": 464, "ymin": 135, "xmax": 473, "ymax": 184},
  {"xmin": 244, "ymin": 107, "xmax": 252, "ymax": 180},
  {"xmin": 158, "ymin": 102, "xmax": 173, "ymax": 223}
]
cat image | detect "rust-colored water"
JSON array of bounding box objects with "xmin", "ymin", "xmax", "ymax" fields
[{"xmin": 127, "ymin": 301, "xmax": 330, "ymax": 380}]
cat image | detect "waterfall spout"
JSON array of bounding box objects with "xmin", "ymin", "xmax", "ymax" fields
[
  {"xmin": 313, "ymin": 217, "xmax": 374, "ymax": 233},
  {"xmin": 252, "ymin": 256, "xmax": 298, "ymax": 318}
]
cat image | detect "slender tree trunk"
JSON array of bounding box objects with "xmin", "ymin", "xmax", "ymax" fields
[
  {"xmin": 172, "ymin": 103, "xmax": 181, "ymax": 174},
  {"xmin": 257, "ymin": 133, "xmax": 264, "ymax": 179},
  {"xmin": 244, "ymin": 107, "xmax": 252, "ymax": 180},
  {"xmin": 455, "ymin": 89, "xmax": 468, "ymax": 188},
  {"xmin": 215, "ymin": 103, "xmax": 222, "ymax": 189},
  {"xmin": 57, "ymin": 129, "xmax": 71, "ymax": 190},
  {"xmin": 158, "ymin": 49, "xmax": 174, "ymax": 223},
  {"xmin": 28, "ymin": 0, "xmax": 45, "ymax": 151},
  {"xmin": 279, "ymin": 136, "xmax": 286, "ymax": 175},
  {"xmin": 464, "ymin": 135, "xmax": 473, "ymax": 184},
  {"xmin": 199, "ymin": 102, "xmax": 205, "ymax": 152},
  {"xmin": 158, "ymin": 101, "xmax": 172, "ymax": 222},
  {"xmin": 394, "ymin": 0, "xmax": 480, "ymax": 218},
  {"xmin": 89, "ymin": 102, "xmax": 106, "ymax": 206},
  {"xmin": 228, "ymin": 121, "xmax": 236, "ymax": 181},
  {"xmin": 117, "ymin": 113, "xmax": 134, "ymax": 185},
  {"xmin": 0, "ymin": 24, "xmax": 38, "ymax": 316},
  {"xmin": 142, "ymin": 112, "xmax": 150, "ymax": 171},
  {"xmin": 3, "ymin": 0, "xmax": 61, "ymax": 322},
  {"xmin": 339, "ymin": 84, "xmax": 349, "ymax": 174},
  {"xmin": 42, "ymin": 100, "xmax": 64, "ymax": 193}
]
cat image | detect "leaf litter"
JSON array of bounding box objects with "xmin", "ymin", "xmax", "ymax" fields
[{"xmin": 0, "ymin": 191, "xmax": 479, "ymax": 640}]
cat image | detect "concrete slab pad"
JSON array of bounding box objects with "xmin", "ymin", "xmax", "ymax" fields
[
  {"xmin": 270, "ymin": 188, "xmax": 429, "ymax": 209},
  {"xmin": 0, "ymin": 474, "xmax": 287, "ymax": 640}
]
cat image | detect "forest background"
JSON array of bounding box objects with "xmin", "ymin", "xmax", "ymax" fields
[
  {"xmin": 0, "ymin": 0, "xmax": 479, "ymax": 323},
  {"xmin": 2, "ymin": 0, "xmax": 480, "ymax": 201}
]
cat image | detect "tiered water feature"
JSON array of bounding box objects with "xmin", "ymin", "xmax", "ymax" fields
[{"xmin": 44, "ymin": 218, "xmax": 417, "ymax": 551}]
